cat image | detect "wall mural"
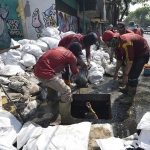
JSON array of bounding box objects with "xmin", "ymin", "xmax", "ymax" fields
[
  {"xmin": 0, "ymin": 1, "xmax": 23, "ymax": 49},
  {"xmin": 31, "ymin": 4, "xmax": 57, "ymax": 38},
  {"xmin": 0, "ymin": 2, "xmax": 23, "ymax": 50},
  {"xmin": 58, "ymin": 11, "xmax": 78, "ymax": 33},
  {"xmin": 42, "ymin": 4, "xmax": 57, "ymax": 28}
]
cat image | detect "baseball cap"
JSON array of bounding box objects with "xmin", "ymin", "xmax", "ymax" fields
[
  {"xmin": 117, "ymin": 22, "xmax": 125, "ymax": 30},
  {"xmin": 102, "ymin": 30, "xmax": 119, "ymax": 42}
]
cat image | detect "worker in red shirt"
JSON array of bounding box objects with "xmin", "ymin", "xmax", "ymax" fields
[
  {"xmin": 34, "ymin": 42, "xmax": 83, "ymax": 124},
  {"xmin": 109, "ymin": 22, "xmax": 134, "ymax": 63},
  {"xmin": 102, "ymin": 30, "xmax": 149, "ymax": 104},
  {"xmin": 128, "ymin": 21, "xmax": 142, "ymax": 36},
  {"xmin": 58, "ymin": 32, "xmax": 98, "ymax": 85}
]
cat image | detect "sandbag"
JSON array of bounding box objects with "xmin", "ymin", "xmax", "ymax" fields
[
  {"xmin": 22, "ymin": 44, "xmax": 43, "ymax": 57},
  {"xmin": 39, "ymin": 37, "xmax": 59, "ymax": 49},
  {"xmin": 20, "ymin": 53, "xmax": 36, "ymax": 67}
]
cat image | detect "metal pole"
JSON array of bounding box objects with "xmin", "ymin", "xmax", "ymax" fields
[
  {"xmin": 83, "ymin": 0, "xmax": 86, "ymax": 34},
  {"xmin": 0, "ymin": 84, "xmax": 25, "ymax": 124}
]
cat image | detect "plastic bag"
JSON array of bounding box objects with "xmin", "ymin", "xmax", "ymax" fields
[{"xmin": 71, "ymin": 66, "xmax": 88, "ymax": 87}]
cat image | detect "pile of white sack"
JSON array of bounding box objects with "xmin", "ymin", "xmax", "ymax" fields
[
  {"xmin": 0, "ymin": 26, "xmax": 118, "ymax": 85},
  {"xmin": 0, "ymin": 109, "xmax": 91, "ymax": 150},
  {"xmin": 96, "ymin": 112, "xmax": 150, "ymax": 150},
  {"xmin": 1, "ymin": 109, "xmax": 150, "ymax": 150}
]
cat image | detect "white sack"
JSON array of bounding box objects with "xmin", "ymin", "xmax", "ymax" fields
[
  {"xmin": 10, "ymin": 39, "xmax": 22, "ymax": 51},
  {"xmin": 137, "ymin": 112, "xmax": 150, "ymax": 130},
  {"xmin": 0, "ymin": 52, "xmax": 7, "ymax": 62},
  {"xmin": 0, "ymin": 65, "xmax": 25, "ymax": 76},
  {"xmin": 0, "ymin": 76, "xmax": 10, "ymax": 84},
  {"xmin": 137, "ymin": 129, "xmax": 150, "ymax": 150},
  {"xmin": 4, "ymin": 49, "xmax": 21, "ymax": 65},
  {"xmin": 90, "ymin": 44, "xmax": 97, "ymax": 51},
  {"xmin": 36, "ymin": 39, "xmax": 49, "ymax": 52},
  {"xmin": 34, "ymin": 122, "xmax": 91, "ymax": 150},
  {"xmin": 18, "ymin": 39, "xmax": 32, "ymax": 45},
  {"xmin": 39, "ymin": 37, "xmax": 59, "ymax": 49},
  {"xmin": 105, "ymin": 63, "xmax": 116, "ymax": 76},
  {"xmin": 88, "ymin": 62, "xmax": 104, "ymax": 84},
  {"xmin": 101, "ymin": 57, "xmax": 107, "ymax": 68},
  {"xmin": 60, "ymin": 31, "xmax": 75, "ymax": 38},
  {"xmin": 41, "ymin": 27, "xmax": 61, "ymax": 40},
  {"xmin": 0, "ymin": 110, "xmax": 22, "ymax": 145},
  {"xmin": 17, "ymin": 121, "xmax": 43, "ymax": 150},
  {"xmin": 0, "ymin": 137, "xmax": 17, "ymax": 150},
  {"xmin": 22, "ymin": 44, "xmax": 43, "ymax": 57},
  {"xmin": 89, "ymin": 61, "xmax": 100, "ymax": 72},
  {"xmin": 93, "ymin": 55, "xmax": 101, "ymax": 61},
  {"xmin": 88, "ymin": 70, "xmax": 103, "ymax": 84},
  {"xmin": 20, "ymin": 53, "xmax": 36, "ymax": 67},
  {"xmin": 96, "ymin": 137, "xmax": 125, "ymax": 150},
  {"xmin": 0, "ymin": 59, "xmax": 5, "ymax": 69},
  {"xmin": 102, "ymin": 51, "xmax": 110, "ymax": 60},
  {"xmin": 80, "ymin": 54, "xmax": 87, "ymax": 64}
]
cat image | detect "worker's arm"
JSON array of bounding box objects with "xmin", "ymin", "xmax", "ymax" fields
[
  {"xmin": 77, "ymin": 57, "xmax": 86, "ymax": 67},
  {"xmin": 69, "ymin": 55, "xmax": 80, "ymax": 75},
  {"xmin": 122, "ymin": 62, "xmax": 133, "ymax": 84},
  {"xmin": 85, "ymin": 46, "xmax": 91, "ymax": 68},
  {"xmin": 109, "ymin": 49, "xmax": 115, "ymax": 63},
  {"xmin": 113, "ymin": 60, "xmax": 122, "ymax": 80}
]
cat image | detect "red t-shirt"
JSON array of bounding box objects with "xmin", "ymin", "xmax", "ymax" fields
[
  {"xmin": 34, "ymin": 47, "xmax": 79, "ymax": 79},
  {"xmin": 116, "ymin": 33, "xmax": 149, "ymax": 63},
  {"xmin": 126, "ymin": 29, "xmax": 134, "ymax": 34},
  {"xmin": 58, "ymin": 34, "xmax": 91, "ymax": 59}
]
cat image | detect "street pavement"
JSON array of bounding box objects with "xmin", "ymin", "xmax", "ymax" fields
[{"xmin": 144, "ymin": 33, "xmax": 150, "ymax": 46}]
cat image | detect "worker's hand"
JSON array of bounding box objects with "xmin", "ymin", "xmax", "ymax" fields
[
  {"xmin": 61, "ymin": 68, "xmax": 66, "ymax": 74},
  {"xmin": 113, "ymin": 72, "xmax": 118, "ymax": 80},
  {"xmin": 87, "ymin": 62, "xmax": 92, "ymax": 70},
  {"xmin": 122, "ymin": 74, "xmax": 128, "ymax": 84},
  {"xmin": 78, "ymin": 66, "xmax": 82, "ymax": 70}
]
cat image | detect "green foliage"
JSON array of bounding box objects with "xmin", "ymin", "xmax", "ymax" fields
[{"xmin": 124, "ymin": 5, "xmax": 150, "ymax": 28}]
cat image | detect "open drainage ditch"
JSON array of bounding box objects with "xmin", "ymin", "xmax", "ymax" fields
[{"xmin": 71, "ymin": 94, "xmax": 112, "ymax": 120}]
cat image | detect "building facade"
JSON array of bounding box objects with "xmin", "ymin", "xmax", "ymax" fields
[{"xmin": 0, "ymin": 0, "xmax": 106, "ymax": 49}]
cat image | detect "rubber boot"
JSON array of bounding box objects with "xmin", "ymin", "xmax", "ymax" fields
[
  {"xmin": 118, "ymin": 85, "xmax": 128, "ymax": 94},
  {"xmin": 120, "ymin": 86, "xmax": 136, "ymax": 104},
  {"xmin": 47, "ymin": 88, "xmax": 59, "ymax": 114},
  {"xmin": 59, "ymin": 101, "xmax": 82, "ymax": 125}
]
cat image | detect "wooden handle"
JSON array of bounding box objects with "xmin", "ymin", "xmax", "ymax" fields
[
  {"xmin": 11, "ymin": 45, "xmax": 20, "ymax": 49},
  {"xmin": 0, "ymin": 45, "xmax": 20, "ymax": 54}
]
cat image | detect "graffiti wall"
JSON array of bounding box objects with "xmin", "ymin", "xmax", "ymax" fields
[
  {"xmin": 0, "ymin": 0, "xmax": 23, "ymax": 50},
  {"xmin": 58, "ymin": 11, "xmax": 78, "ymax": 33},
  {"xmin": 23, "ymin": 0, "xmax": 57, "ymax": 39}
]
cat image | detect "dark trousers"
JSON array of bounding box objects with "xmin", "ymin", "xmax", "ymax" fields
[{"xmin": 128, "ymin": 53, "xmax": 149, "ymax": 87}]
